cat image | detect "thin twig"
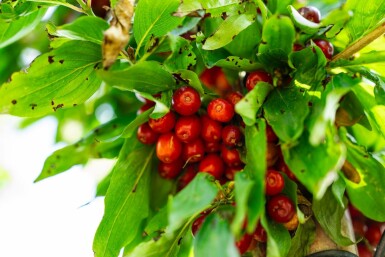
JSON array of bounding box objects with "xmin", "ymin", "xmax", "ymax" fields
[{"xmin": 332, "ymin": 22, "xmax": 385, "ymax": 61}]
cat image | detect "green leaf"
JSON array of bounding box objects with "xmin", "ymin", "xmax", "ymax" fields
[
  {"xmin": 172, "ymin": 70, "xmax": 204, "ymax": 95},
  {"xmin": 93, "ymin": 138, "xmax": 155, "ymax": 257},
  {"xmin": 264, "ymin": 86, "xmax": 310, "ymax": 143},
  {"xmin": 287, "ymin": 5, "xmax": 321, "ymax": 34},
  {"xmin": 330, "ymin": 51, "xmax": 385, "ymax": 68},
  {"xmin": 343, "ymin": 136, "xmax": 385, "ymax": 221},
  {"xmin": 281, "ymin": 174, "xmax": 305, "ymax": 223},
  {"xmin": 134, "ymin": 0, "xmax": 182, "ymax": 55},
  {"xmin": 313, "ymin": 187, "xmax": 354, "ymax": 246},
  {"xmin": 235, "ymin": 82, "xmax": 273, "ymax": 126},
  {"xmin": 194, "ymin": 213, "xmax": 240, "ymax": 257},
  {"xmin": 343, "ymin": 0, "xmax": 385, "ymax": 43},
  {"xmin": 164, "ymin": 35, "xmax": 196, "ymax": 70},
  {"xmin": 261, "ymin": 214, "xmax": 291, "ymax": 257},
  {"xmin": 35, "ymin": 118, "xmax": 128, "ymax": 182},
  {"xmin": 321, "ymin": 8, "xmax": 352, "ymax": 38},
  {"xmin": 267, "ymin": 0, "xmax": 294, "ymax": 15},
  {"xmin": 96, "ymin": 172, "xmax": 113, "ymax": 197},
  {"xmin": 46, "ymin": 16, "xmax": 108, "ymax": 44},
  {"xmin": 98, "ymin": 61, "xmax": 177, "ymax": 94},
  {"xmin": 282, "ymin": 129, "xmax": 346, "ymax": 199},
  {"xmin": 203, "ymin": 14, "xmax": 256, "ymax": 50},
  {"xmin": 168, "ymin": 173, "xmax": 218, "ymax": 232},
  {"xmin": 287, "ymin": 219, "xmax": 316, "ymax": 257},
  {"xmin": 0, "ymin": 40, "xmax": 102, "ymax": 117},
  {"xmin": 121, "ymin": 108, "xmax": 153, "ymax": 138},
  {"xmin": 0, "ymin": 8, "xmax": 46, "ymax": 48}
]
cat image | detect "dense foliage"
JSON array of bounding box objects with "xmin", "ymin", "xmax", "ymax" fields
[{"xmin": 1, "ymin": 0, "xmax": 385, "ymax": 256}]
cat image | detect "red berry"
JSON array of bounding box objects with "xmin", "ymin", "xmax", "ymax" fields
[
  {"xmin": 158, "ymin": 159, "xmax": 183, "ymax": 179},
  {"xmin": 276, "ymin": 158, "xmax": 297, "ymax": 181},
  {"xmin": 225, "ymin": 91, "xmax": 243, "ymax": 106},
  {"xmin": 91, "ymin": 0, "xmax": 110, "ymax": 18},
  {"xmin": 175, "ymin": 115, "xmax": 202, "ymax": 143},
  {"xmin": 182, "ymin": 138, "xmax": 205, "ymax": 163},
  {"xmin": 357, "ymin": 243, "xmax": 372, "ymax": 257},
  {"xmin": 225, "ymin": 165, "xmax": 244, "ymax": 180},
  {"xmin": 222, "ymin": 125, "xmax": 243, "ymax": 147},
  {"xmin": 266, "ymin": 124, "xmax": 278, "ymax": 143},
  {"xmin": 298, "ymin": 6, "xmax": 321, "ymax": 23},
  {"xmin": 245, "ymin": 71, "xmax": 273, "ymax": 91},
  {"xmin": 236, "ymin": 233, "xmax": 253, "ymax": 254},
  {"xmin": 199, "ymin": 154, "xmax": 225, "ymax": 179},
  {"xmin": 365, "ymin": 224, "xmax": 382, "ymax": 246},
  {"xmin": 265, "ymin": 170, "xmax": 285, "ymax": 196},
  {"xmin": 192, "ymin": 214, "xmax": 207, "ymax": 236},
  {"xmin": 207, "ymin": 98, "xmax": 234, "ymax": 123},
  {"xmin": 266, "ymin": 143, "xmax": 279, "ymax": 168},
  {"xmin": 293, "ymin": 43, "xmax": 304, "ymax": 52},
  {"xmin": 204, "ymin": 140, "xmax": 221, "ymax": 153},
  {"xmin": 137, "ymin": 122, "xmax": 159, "ymax": 144},
  {"xmin": 221, "ymin": 145, "xmax": 243, "ymax": 167},
  {"xmin": 172, "ymin": 86, "xmax": 201, "ymax": 116},
  {"xmin": 148, "ymin": 112, "xmax": 176, "ymax": 134},
  {"xmin": 253, "ymin": 222, "xmax": 267, "ymax": 243},
  {"xmin": 177, "ymin": 164, "xmax": 198, "ymax": 191},
  {"xmin": 201, "ymin": 115, "xmax": 222, "ymax": 142},
  {"xmin": 200, "ymin": 68, "xmax": 217, "ymax": 88},
  {"xmin": 352, "ymin": 218, "xmax": 367, "ymax": 237},
  {"xmin": 137, "ymin": 102, "xmax": 155, "ymax": 115},
  {"xmin": 313, "ymin": 39, "xmax": 334, "ymax": 59},
  {"xmin": 349, "ymin": 204, "xmax": 363, "ymax": 219},
  {"xmin": 267, "ymin": 195, "xmax": 296, "ymax": 223},
  {"xmin": 156, "ymin": 133, "xmax": 182, "ymax": 163}
]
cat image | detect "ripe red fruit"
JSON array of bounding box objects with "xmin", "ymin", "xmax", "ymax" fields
[
  {"xmin": 199, "ymin": 154, "xmax": 225, "ymax": 179},
  {"xmin": 225, "ymin": 165, "xmax": 244, "ymax": 180},
  {"xmin": 148, "ymin": 111, "xmax": 176, "ymax": 134},
  {"xmin": 266, "ymin": 124, "xmax": 278, "ymax": 143},
  {"xmin": 357, "ymin": 243, "xmax": 372, "ymax": 257},
  {"xmin": 313, "ymin": 39, "xmax": 334, "ymax": 59},
  {"xmin": 204, "ymin": 140, "xmax": 221, "ymax": 153},
  {"xmin": 156, "ymin": 133, "xmax": 182, "ymax": 163},
  {"xmin": 253, "ymin": 222, "xmax": 267, "ymax": 242},
  {"xmin": 276, "ymin": 158, "xmax": 297, "ymax": 181},
  {"xmin": 245, "ymin": 71, "xmax": 273, "ymax": 91},
  {"xmin": 236, "ymin": 233, "xmax": 253, "ymax": 254},
  {"xmin": 352, "ymin": 218, "xmax": 367, "ymax": 236},
  {"xmin": 221, "ymin": 145, "xmax": 243, "ymax": 167},
  {"xmin": 267, "ymin": 195, "xmax": 296, "ymax": 223},
  {"xmin": 265, "ymin": 170, "xmax": 285, "ymax": 196},
  {"xmin": 182, "ymin": 138, "xmax": 205, "ymax": 163},
  {"xmin": 298, "ymin": 6, "xmax": 321, "ymax": 23},
  {"xmin": 293, "ymin": 43, "xmax": 304, "ymax": 52},
  {"xmin": 192, "ymin": 214, "xmax": 207, "ymax": 236},
  {"xmin": 207, "ymin": 98, "xmax": 235, "ymax": 123},
  {"xmin": 137, "ymin": 102, "xmax": 155, "ymax": 115},
  {"xmin": 172, "ymin": 86, "xmax": 201, "ymax": 116},
  {"xmin": 177, "ymin": 164, "xmax": 198, "ymax": 191},
  {"xmin": 200, "ymin": 67, "xmax": 231, "ymax": 92},
  {"xmin": 175, "ymin": 115, "xmax": 202, "ymax": 143},
  {"xmin": 266, "ymin": 143, "xmax": 279, "ymax": 168},
  {"xmin": 91, "ymin": 0, "xmax": 110, "ymax": 18},
  {"xmin": 158, "ymin": 159, "xmax": 184, "ymax": 179},
  {"xmin": 365, "ymin": 224, "xmax": 382, "ymax": 246},
  {"xmin": 225, "ymin": 91, "xmax": 243, "ymax": 106},
  {"xmin": 222, "ymin": 125, "xmax": 243, "ymax": 147},
  {"xmin": 136, "ymin": 122, "xmax": 159, "ymax": 144},
  {"xmin": 201, "ymin": 115, "xmax": 222, "ymax": 142}
]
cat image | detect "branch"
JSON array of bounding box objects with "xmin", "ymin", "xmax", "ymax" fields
[{"xmin": 332, "ymin": 22, "xmax": 385, "ymax": 61}]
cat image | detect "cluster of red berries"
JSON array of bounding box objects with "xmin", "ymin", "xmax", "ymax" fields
[{"xmin": 349, "ymin": 204, "xmax": 385, "ymax": 257}]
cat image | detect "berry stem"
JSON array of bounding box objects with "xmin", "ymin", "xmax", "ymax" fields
[{"xmin": 332, "ymin": 22, "xmax": 385, "ymax": 61}]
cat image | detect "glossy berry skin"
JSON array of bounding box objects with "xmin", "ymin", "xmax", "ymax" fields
[
  {"xmin": 225, "ymin": 165, "xmax": 244, "ymax": 180},
  {"xmin": 253, "ymin": 222, "xmax": 267, "ymax": 243},
  {"xmin": 225, "ymin": 91, "xmax": 243, "ymax": 106},
  {"xmin": 298, "ymin": 6, "xmax": 321, "ymax": 23},
  {"xmin": 192, "ymin": 214, "xmax": 207, "ymax": 236},
  {"xmin": 91, "ymin": 0, "xmax": 110, "ymax": 18},
  {"xmin": 201, "ymin": 115, "xmax": 222, "ymax": 142},
  {"xmin": 158, "ymin": 159, "xmax": 183, "ymax": 179},
  {"xmin": 175, "ymin": 115, "xmax": 201, "ymax": 143},
  {"xmin": 199, "ymin": 154, "xmax": 225, "ymax": 179},
  {"xmin": 265, "ymin": 170, "xmax": 285, "ymax": 196},
  {"xmin": 276, "ymin": 157, "xmax": 297, "ymax": 181},
  {"xmin": 148, "ymin": 112, "xmax": 176, "ymax": 134},
  {"xmin": 221, "ymin": 145, "xmax": 243, "ymax": 167},
  {"xmin": 207, "ymin": 98, "xmax": 235, "ymax": 123},
  {"xmin": 177, "ymin": 164, "xmax": 198, "ymax": 191},
  {"xmin": 267, "ymin": 195, "xmax": 296, "ymax": 223},
  {"xmin": 156, "ymin": 133, "xmax": 182, "ymax": 163},
  {"xmin": 182, "ymin": 138, "xmax": 205, "ymax": 163},
  {"xmin": 266, "ymin": 143, "xmax": 279, "ymax": 168},
  {"xmin": 236, "ymin": 233, "xmax": 253, "ymax": 254},
  {"xmin": 137, "ymin": 123, "xmax": 159, "ymax": 145},
  {"xmin": 246, "ymin": 71, "xmax": 273, "ymax": 91},
  {"xmin": 313, "ymin": 39, "xmax": 334, "ymax": 59},
  {"xmin": 266, "ymin": 124, "xmax": 278, "ymax": 143},
  {"xmin": 365, "ymin": 224, "xmax": 382, "ymax": 246},
  {"xmin": 204, "ymin": 141, "xmax": 221, "ymax": 153},
  {"xmin": 293, "ymin": 43, "xmax": 304, "ymax": 52},
  {"xmin": 357, "ymin": 243, "xmax": 372, "ymax": 257},
  {"xmin": 172, "ymin": 86, "xmax": 201, "ymax": 116},
  {"xmin": 222, "ymin": 125, "xmax": 243, "ymax": 147}
]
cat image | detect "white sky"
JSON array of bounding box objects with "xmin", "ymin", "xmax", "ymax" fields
[{"xmin": 0, "ymin": 115, "xmax": 114, "ymax": 257}]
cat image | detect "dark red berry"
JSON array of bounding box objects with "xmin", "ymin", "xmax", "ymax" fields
[
  {"xmin": 352, "ymin": 218, "xmax": 367, "ymax": 236},
  {"xmin": 175, "ymin": 115, "xmax": 202, "ymax": 143},
  {"xmin": 293, "ymin": 43, "xmax": 304, "ymax": 52},
  {"xmin": 221, "ymin": 145, "xmax": 243, "ymax": 167},
  {"xmin": 357, "ymin": 243, "xmax": 372, "ymax": 257},
  {"xmin": 177, "ymin": 164, "xmax": 198, "ymax": 191},
  {"xmin": 137, "ymin": 102, "xmax": 155, "ymax": 115},
  {"xmin": 266, "ymin": 124, "xmax": 278, "ymax": 143},
  {"xmin": 236, "ymin": 233, "xmax": 253, "ymax": 254},
  {"xmin": 182, "ymin": 138, "xmax": 205, "ymax": 163},
  {"xmin": 222, "ymin": 125, "xmax": 243, "ymax": 147},
  {"xmin": 365, "ymin": 224, "xmax": 382, "ymax": 246},
  {"xmin": 156, "ymin": 133, "xmax": 182, "ymax": 163},
  {"xmin": 276, "ymin": 158, "xmax": 297, "ymax": 181},
  {"xmin": 137, "ymin": 122, "xmax": 159, "ymax": 144},
  {"xmin": 207, "ymin": 98, "xmax": 235, "ymax": 123},
  {"xmin": 91, "ymin": 0, "xmax": 110, "ymax": 18},
  {"xmin": 148, "ymin": 112, "xmax": 176, "ymax": 134},
  {"xmin": 245, "ymin": 71, "xmax": 273, "ymax": 91},
  {"xmin": 253, "ymin": 222, "xmax": 267, "ymax": 243},
  {"xmin": 199, "ymin": 154, "xmax": 225, "ymax": 179},
  {"xmin": 267, "ymin": 195, "xmax": 295, "ymax": 223},
  {"xmin": 172, "ymin": 86, "xmax": 201, "ymax": 116},
  {"xmin": 298, "ymin": 6, "xmax": 321, "ymax": 23},
  {"xmin": 192, "ymin": 214, "xmax": 207, "ymax": 236},
  {"xmin": 225, "ymin": 91, "xmax": 243, "ymax": 106},
  {"xmin": 200, "ymin": 67, "xmax": 231, "ymax": 92},
  {"xmin": 266, "ymin": 143, "xmax": 279, "ymax": 168},
  {"xmin": 265, "ymin": 170, "xmax": 285, "ymax": 196},
  {"xmin": 313, "ymin": 39, "xmax": 334, "ymax": 59},
  {"xmin": 204, "ymin": 140, "xmax": 221, "ymax": 153},
  {"xmin": 225, "ymin": 165, "xmax": 244, "ymax": 180},
  {"xmin": 158, "ymin": 159, "xmax": 184, "ymax": 179},
  {"xmin": 201, "ymin": 115, "xmax": 222, "ymax": 142}
]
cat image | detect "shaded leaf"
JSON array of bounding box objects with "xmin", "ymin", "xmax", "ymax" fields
[
  {"xmin": 261, "ymin": 214, "xmax": 291, "ymax": 257},
  {"xmin": 287, "ymin": 5, "xmax": 321, "ymax": 34},
  {"xmin": 287, "ymin": 219, "xmax": 316, "ymax": 257},
  {"xmin": 164, "ymin": 35, "xmax": 196, "ymax": 70}
]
